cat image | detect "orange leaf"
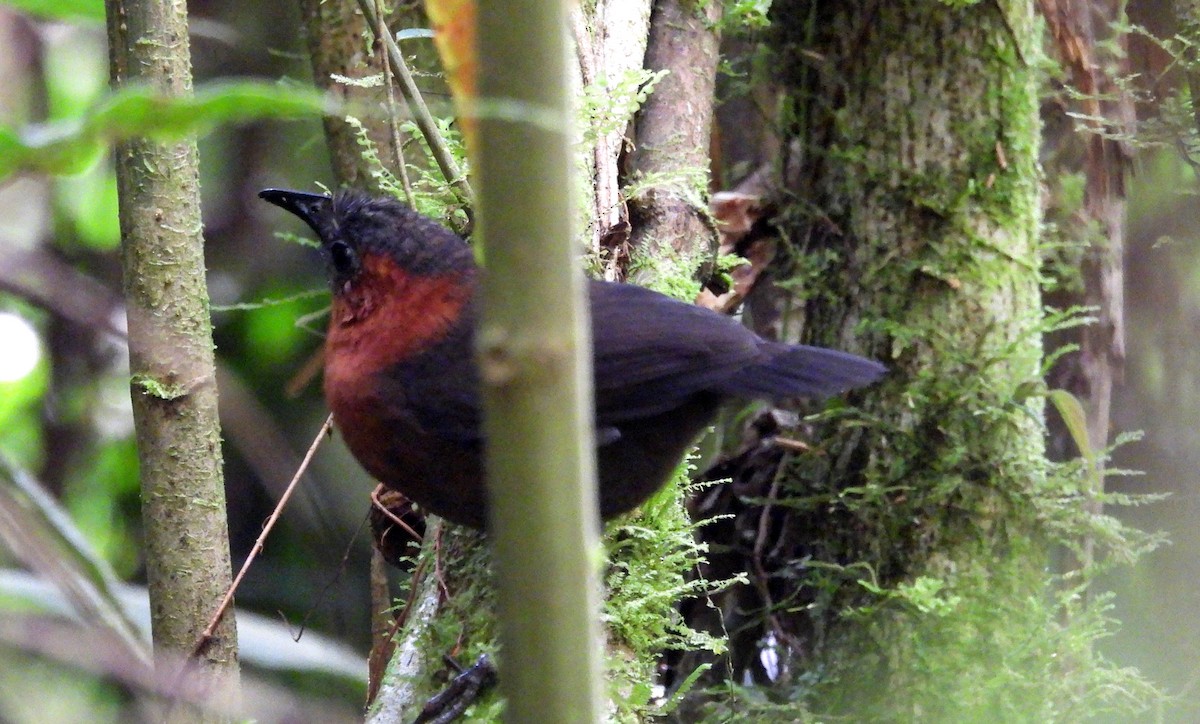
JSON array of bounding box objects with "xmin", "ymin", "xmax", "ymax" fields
[{"xmin": 424, "ymin": 0, "xmax": 478, "ymax": 160}]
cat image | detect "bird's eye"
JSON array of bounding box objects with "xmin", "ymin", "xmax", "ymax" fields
[{"xmin": 328, "ymin": 240, "xmax": 359, "ymax": 276}]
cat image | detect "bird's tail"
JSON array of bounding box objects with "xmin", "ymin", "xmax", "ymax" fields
[{"xmin": 714, "ymin": 344, "xmax": 886, "ymax": 400}]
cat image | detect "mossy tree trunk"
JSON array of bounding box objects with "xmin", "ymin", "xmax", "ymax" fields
[
  {"xmin": 296, "ymin": 0, "xmax": 390, "ymax": 191},
  {"xmin": 627, "ymin": 0, "xmax": 722, "ymax": 282},
  {"xmin": 694, "ymin": 2, "xmax": 1061, "ymax": 718},
  {"xmin": 105, "ymin": 0, "xmax": 239, "ymax": 710}
]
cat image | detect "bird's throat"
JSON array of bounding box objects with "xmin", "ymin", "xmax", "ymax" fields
[{"xmin": 324, "ymin": 253, "xmax": 473, "ymax": 381}]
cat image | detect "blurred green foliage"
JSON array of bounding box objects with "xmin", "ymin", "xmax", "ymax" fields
[
  {"xmin": 61, "ymin": 439, "xmax": 140, "ymax": 576},
  {"xmin": 0, "ymin": 306, "xmax": 48, "ymax": 471},
  {"xmin": 0, "ymin": 82, "xmax": 331, "ymax": 179},
  {"xmin": 228, "ymin": 286, "xmax": 327, "ymax": 371},
  {"xmin": 0, "ymin": 0, "xmax": 102, "ymax": 22}
]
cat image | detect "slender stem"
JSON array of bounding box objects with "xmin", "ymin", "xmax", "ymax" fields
[
  {"xmin": 356, "ymin": 0, "xmax": 474, "ymax": 209},
  {"xmin": 374, "ymin": 0, "xmax": 416, "ymax": 205},
  {"xmin": 191, "ymin": 414, "xmax": 334, "ymax": 657},
  {"xmin": 476, "ymin": 0, "xmax": 604, "ymax": 720}
]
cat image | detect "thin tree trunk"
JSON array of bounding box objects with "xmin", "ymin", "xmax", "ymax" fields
[
  {"xmin": 105, "ymin": 0, "xmax": 239, "ymax": 710},
  {"xmin": 571, "ymin": 0, "xmax": 653, "ymax": 277},
  {"xmin": 475, "ymin": 0, "xmax": 604, "ymax": 717},
  {"xmin": 628, "ymin": 0, "xmax": 722, "ymax": 284},
  {"xmin": 296, "ymin": 0, "xmax": 390, "ymax": 190},
  {"xmin": 1039, "ymin": 0, "xmax": 1131, "ymax": 575}
]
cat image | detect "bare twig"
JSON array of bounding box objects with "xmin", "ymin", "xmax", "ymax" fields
[
  {"xmin": 374, "ymin": 0, "xmax": 416, "ymax": 206},
  {"xmin": 191, "ymin": 414, "xmax": 335, "ymax": 658},
  {"xmin": 355, "ymin": 0, "xmax": 474, "ymax": 211}
]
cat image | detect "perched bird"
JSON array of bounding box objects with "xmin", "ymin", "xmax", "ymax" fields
[{"xmin": 259, "ymin": 188, "xmax": 885, "ymax": 529}]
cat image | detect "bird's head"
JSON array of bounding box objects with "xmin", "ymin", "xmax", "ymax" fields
[
  {"xmin": 258, "ymin": 188, "xmax": 475, "ymax": 297},
  {"xmin": 259, "ymin": 187, "xmax": 478, "ymax": 361}
]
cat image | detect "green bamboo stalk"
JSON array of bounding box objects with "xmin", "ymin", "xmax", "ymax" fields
[
  {"xmin": 475, "ymin": 0, "xmax": 604, "ymax": 721},
  {"xmin": 104, "ymin": 0, "xmax": 240, "ymax": 706}
]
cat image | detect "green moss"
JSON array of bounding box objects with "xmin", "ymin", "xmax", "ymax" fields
[
  {"xmin": 130, "ymin": 373, "xmax": 188, "ymax": 400},
  {"xmin": 603, "ymin": 463, "xmax": 741, "ymax": 720},
  {"xmin": 377, "ymin": 466, "xmax": 737, "ymax": 722},
  {"xmin": 625, "ymin": 243, "xmax": 706, "ymax": 301},
  {"xmin": 375, "ymin": 524, "xmax": 501, "ymax": 719}
]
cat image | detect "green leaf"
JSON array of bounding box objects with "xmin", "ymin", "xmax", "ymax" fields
[
  {"xmin": 1047, "ymin": 388, "xmax": 1103, "ymax": 494},
  {"xmin": 0, "ymin": 81, "xmax": 331, "ymax": 179},
  {"xmin": 1047, "ymin": 388, "xmax": 1092, "ymax": 463},
  {"xmin": 0, "ymin": 0, "xmax": 104, "ymax": 22}
]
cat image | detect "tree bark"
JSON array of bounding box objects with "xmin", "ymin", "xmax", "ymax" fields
[
  {"xmin": 296, "ymin": 0, "xmax": 391, "ymax": 190},
  {"xmin": 627, "ymin": 0, "xmax": 722, "ymax": 285},
  {"xmin": 105, "ymin": 0, "xmax": 239, "ymax": 709},
  {"xmin": 690, "ymin": 1, "xmax": 1052, "ymax": 717}
]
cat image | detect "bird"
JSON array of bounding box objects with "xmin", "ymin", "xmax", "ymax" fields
[{"xmin": 259, "ymin": 188, "xmax": 885, "ymax": 530}]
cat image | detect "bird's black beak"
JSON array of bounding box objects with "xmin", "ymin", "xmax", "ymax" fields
[{"xmin": 258, "ymin": 188, "xmax": 332, "ymax": 237}]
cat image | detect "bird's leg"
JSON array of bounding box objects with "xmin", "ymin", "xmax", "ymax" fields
[{"xmin": 412, "ymin": 654, "xmax": 498, "ymax": 724}]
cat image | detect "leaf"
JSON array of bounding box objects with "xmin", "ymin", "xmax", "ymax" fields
[
  {"xmin": 424, "ymin": 0, "xmax": 478, "ymax": 158},
  {"xmin": 0, "ymin": 0, "xmax": 104, "ymax": 22},
  {"xmin": 1047, "ymin": 389, "xmax": 1092, "ymax": 462},
  {"xmin": 1047, "ymin": 388, "xmax": 1102, "ymax": 493},
  {"xmin": 0, "ymin": 81, "xmax": 331, "ymax": 179},
  {"xmin": 0, "ymin": 452, "xmax": 150, "ymax": 664}
]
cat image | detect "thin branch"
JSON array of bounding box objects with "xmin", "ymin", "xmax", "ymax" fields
[
  {"xmin": 355, "ymin": 0, "xmax": 474, "ymax": 209},
  {"xmin": 374, "ymin": 0, "xmax": 416, "ymax": 206},
  {"xmin": 191, "ymin": 414, "xmax": 335, "ymax": 658}
]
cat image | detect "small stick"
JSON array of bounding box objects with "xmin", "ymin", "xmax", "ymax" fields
[
  {"xmin": 370, "ymin": 486, "xmax": 424, "ymax": 543},
  {"xmin": 191, "ymin": 414, "xmax": 335, "ymax": 658}
]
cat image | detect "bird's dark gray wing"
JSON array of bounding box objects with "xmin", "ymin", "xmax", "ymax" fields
[
  {"xmin": 590, "ymin": 281, "xmax": 764, "ymax": 423},
  {"xmin": 590, "ymin": 280, "xmax": 885, "ymax": 424}
]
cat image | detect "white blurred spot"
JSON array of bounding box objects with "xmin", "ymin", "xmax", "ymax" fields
[
  {"xmin": 94, "ymin": 377, "xmax": 135, "ymax": 440},
  {"xmin": 759, "ymin": 631, "xmax": 781, "ymax": 683},
  {"xmin": 0, "ymin": 313, "xmax": 41, "ymax": 382}
]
